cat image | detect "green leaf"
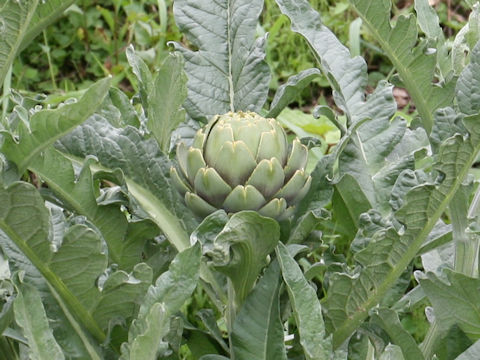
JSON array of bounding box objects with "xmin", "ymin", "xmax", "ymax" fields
[
  {"xmin": 172, "ymin": 0, "xmax": 270, "ymax": 121},
  {"xmin": 57, "ymin": 117, "xmax": 194, "ymax": 251},
  {"xmin": 418, "ymin": 270, "xmax": 480, "ymax": 339},
  {"xmin": 0, "ymin": 0, "xmax": 38, "ymax": 86},
  {"xmin": 19, "ymin": 0, "xmax": 76, "ymax": 51},
  {"xmin": 206, "ymin": 211, "xmax": 280, "ymax": 307},
  {"xmin": 324, "ymin": 113, "xmax": 480, "ymax": 348},
  {"xmin": 231, "ymin": 260, "xmax": 287, "ymax": 360},
  {"xmin": 371, "ymin": 308, "xmax": 424, "ymax": 360},
  {"xmin": 456, "ymin": 42, "xmax": 480, "ymax": 115},
  {"xmin": 414, "ymin": 0, "xmax": 442, "ymax": 40},
  {"xmin": 456, "ymin": 339, "xmax": 480, "ymax": 360},
  {"xmin": 197, "ymin": 309, "xmax": 230, "ymax": 354},
  {"xmin": 331, "ymin": 174, "xmax": 371, "ymax": 242},
  {"xmin": 275, "ymin": 0, "xmax": 394, "ymax": 125},
  {"xmin": 127, "ymin": 48, "xmax": 187, "ymax": 153},
  {"xmin": 1, "ymin": 78, "xmax": 111, "ymax": 174},
  {"xmin": 148, "ymin": 53, "xmax": 187, "ymax": 153},
  {"xmin": 14, "ymin": 281, "xmax": 64, "ymax": 360},
  {"xmin": 28, "ymin": 147, "xmax": 144, "ymax": 270},
  {"xmin": 337, "ymin": 85, "xmax": 429, "ymax": 215},
  {"xmin": 126, "ymin": 45, "xmax": 153, "ymax": 113},
  {"xmin": 267, "ymin": 68, "xmax": 321, "ymax": 118},
  {"xmin": 276, "ymin": 242, "xmax": 331, "ymax": 359},
  {"xmin": 0, "ymin": 182, "xmax": 153, "ymax": 344},
  {"xmin": 379, "ymin": 344, "xmax": 405, "ymax": 360},
  {"xmin": 348, "ymin": 0, "xmax": 456, "ymax": 133},
  {"xmin": 121, "ymin": 243, "xmax": 201, "ymax": 360}
]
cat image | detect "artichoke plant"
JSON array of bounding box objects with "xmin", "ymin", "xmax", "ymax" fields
[{"xmin": 170, "ymin": 111, "xmax": 312, "ymax": 219}]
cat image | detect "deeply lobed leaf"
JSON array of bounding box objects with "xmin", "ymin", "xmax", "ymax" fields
[{"xmin": 172, "ymin": 0, "xmax": 270, "ymax": 121}]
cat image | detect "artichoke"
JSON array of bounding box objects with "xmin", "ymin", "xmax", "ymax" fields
[{"xmin": 170, "ymin": 111, "xmax": 311, "ymax": 219}]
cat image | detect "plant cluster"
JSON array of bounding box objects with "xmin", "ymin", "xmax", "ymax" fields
[{"xmin": 2, "ymin": 0, "xmax": 480, "ymax": 360}]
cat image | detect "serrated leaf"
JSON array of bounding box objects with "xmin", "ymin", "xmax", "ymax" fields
[
  {"xmin": 57, "ymin": 116, "xmax": 194, "ymax": 251},
  {"xmin": 0, "ymin": 0, "xmax": 38, "ymax": 86},
  {"xmin": 348, "ymin": 0, "xmax": 456, "ymax": 133},
  {"xmin": 172, "ymin": 0, "xmax": 270, "ymax": 121},
  {"xmin": 456, "ymin": 42, "xmax": 480, "ymax": 115},
  {"xmin": 231, "ymin": 260, "xmax": 286, "ymax": 360},
  {"xmin": 275, "ymin": 0, "xmax": 394, "ymax": 125},
  {"xmin": 276, "ymin": 242, "xmax": 331, "ymax": 359},
  {"xmin": 324, "ymin": 113, "xmax": 480, "ymax": 348},
  {"xmin": 337, "ymin": 84, "xmax": 429, "ymax": 216},
  {"xmin": 418, "ymin": 270, "xmax": 480, "ymax": 339},
  {"xmin": 0, "ymin": 182, "xmax": 153, "ymax": 344},
  {"xmin": 34, "ymin": 151, "xmax": 129, "ymax": 259},
  {"xmin": 267, "ymin": 68, "xmax": 321, "ymax": 118},
  {"xmin": 206, "ymin": 211, "xmax": 280, "ymax": 308},
  {"xmin": 28, "ymin": 147, "xmax": 140, "ymax": 270},
  {"xmin": 14, "ymin": 282, "xmax": 64, "ymax": 360},
  {"xmin": 430, "ymin": 107, "xmax": 467, "ymax": 153},
  {"xmin": 121, "ymin": 243, "xmax": 201, "ymax": 360},
  {"xmin": 1, "ymin": 78, "xmax": 111, "ymax": 173}
]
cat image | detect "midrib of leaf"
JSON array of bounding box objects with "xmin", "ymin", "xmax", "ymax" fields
[
  {"xmin": 349, "ymin": 2, "xmax": 434, "ymax": 132},
  {"xmin": 227, "ymin": 0, "xmax": 235, "ymax": 111},
  {"xmin": 332, "ymin": 137, "xmax": 480, "ymax": 348},
  {"xmin": 62, "ymin": 153, "xmax": 190, "ymax": 252},
  {"xmin": 47, "ymin": 285, "xmax": 102, "ymax": 360},
  {"xmin": 0, "ymin": 0, "xmax": 39, "ymax": 86},
  {"xmin": 0, "ymin": 219, "xmax": 105, "ymax": 343}
]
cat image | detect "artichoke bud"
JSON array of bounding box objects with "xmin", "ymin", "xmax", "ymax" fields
[{"xmin": 171, "ymin": 111, "xmax": 311, "ymax": 220}]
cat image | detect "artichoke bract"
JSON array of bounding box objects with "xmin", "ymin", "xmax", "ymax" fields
[{"xmin": 170, "ymin": 111, "xmax": 312, "ymax": 220}]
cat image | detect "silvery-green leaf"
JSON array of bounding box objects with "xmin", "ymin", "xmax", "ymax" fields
[
  {"xmin": 0, "ymin": 0, "xmax": 38, "ymax": 86},
  {"xmin": 148, "ymin": 53, "xmax": 187, "ymax": 153},
  {"xmin": 275, "ymin": 0, "xmax": 364, "ymax": 122},
  {"xmin": 418, "ymin": 270, "xmax": 480, "ymax": 339},
  {"xmin": 57, "ymin": 116, "xmax": 195, "ymax": 251},
  {"xmin": 0, "ymin": 182, "xmax": 152, "ymax": 345},
  {"xmin": 457, "ymin": 41, "xmax": 480, "ymax": 115},
  {"xmin": 324, "ymin": 113, "xmax": 480, "ymax": 348},
  {"xmin": 14, "ymin": 282, "xmax": 64, "ymax": 360},
  {"xmin": 172, "ymin": 0, "xmax": 270, "ymax": 121},
  {"xmin": 121, "ymin": 243, "xmax": 201, "ymax": 360},
  {"xmin": 348, "ymin": 0, "xmax": 456, "ymax": 133},
  {"xmin": 231, "ymin": 260, "xmax": 287, "ymax": 360},
  {"xmin": 206, "ymin": 211, "xmax": 280, "ymax": 307},
  {"xmin": 1, "ymin": 78, "xmax": 111, "ymax": 174},
  {"xmin": 276, "ymin": 242, "xmax": 331, "ymax": 359},
  {"xmin": 379, "ymin": 344, "xmax": 405, "ymax": 360}
]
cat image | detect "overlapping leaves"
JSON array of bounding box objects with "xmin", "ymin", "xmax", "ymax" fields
[
  {"xmin": 323, "ymin": 42, "xmax": 480, "ymax": 348},
  {"xmin": 0, "ymin": 182, "xmax": 152, "ymax": 344},
  {"xmin": 348, "ymin": 0, "xmax": 456, "ymax": 133}
]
